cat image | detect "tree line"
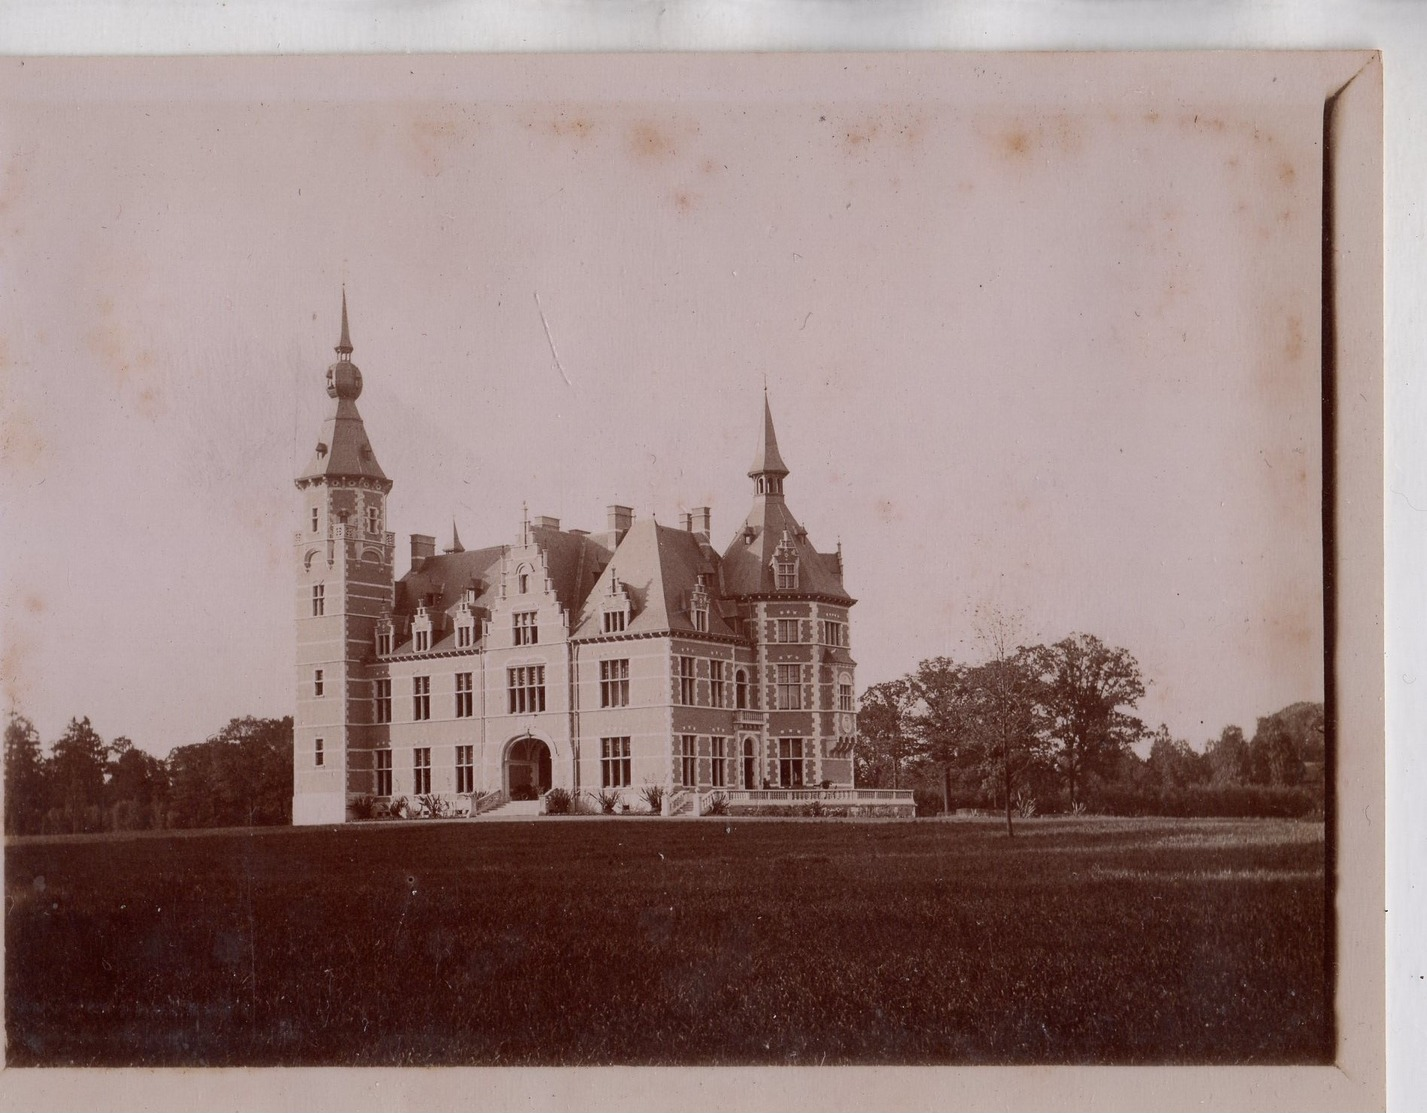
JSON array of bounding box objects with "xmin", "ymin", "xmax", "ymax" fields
[
  {"xmin": 855, "ymin": 629, "xmax": 1325, "ymax": 834},
  {"xmin": 3, "ymin": 713, "xmax": 293, "ymax": 836}
]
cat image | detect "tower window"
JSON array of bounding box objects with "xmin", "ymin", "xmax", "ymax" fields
[
  {"xmin": 311, "ymin": 583, "xmax": 325, "ymax": 616},
  {"xmin": 456, "ymin": 744, "xmax": 474, "ymax": 794},
  {"xmin": 777, "ymin": 664, "xmax": 802, "ymax": 710},
  {"xmin": 839, "ymin": 683, "xmax": 855, "ymax": 712},
  {"xmin": 311, "ymin": 507, "xmax": 320, "ymax": 533},
  {"xmin": 365, "ymin": 505, "xmax": 381, "ymax": 534},
  {"xmin": 777, "ymin": 619, "xmax": 800, "ymax": 644},
  {"xmin": 680, "ymin": 735, "xmax": 697, "ymax": 787},
  {"xmin": 374, "ymin": 679, "xmax": 392, "ymax": 723},
  {"xmin": 513, "ymin": 611, "xmax": 538, "ymax": 646},
  {"xmin": 778, "ymin": 738, "xmax": 805, "ymax": 787},
  {"xmin": 413, "ymin": 676, "xmax": 431, "ymax": 721},
  {"xmin": 313, "ymin": 669, "xmax": 324, "ymax": 697},
  {"xmin": 455, "ymin": 672, "xmax": 473, "ymax": 718},
  {"xmin": 413, "ymin": 747, "xmax": 431, "ymax": 795},
  {"xmin": 601, "ymin": 737, "xmax": 631, "ymax": 788},
  {"xmin": 600, "ymin": 658, "xmax": 630, "ymax": 708},
  {"xmin": 314, "ymin": 738, "xmax": 325, "ymax": 767}
]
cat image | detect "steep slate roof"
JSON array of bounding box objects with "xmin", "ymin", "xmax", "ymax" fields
[
  {"xmin": 572, "ymin": 518, "xmax": 735, "ymax": 639},
  {"xmin": 747, "ymin": 392, "xmax": 789, "ymax": 478},
  {"xmin": 719, "ymin": 498, "xmax": 852, "ymax": 602},
  {"xmin": 394, "ymin": 545, "xmax": 506, "ymax": 617},
  {"xmin": 298, "ymin": 396, "xmax": 389, "ymax": 484}
]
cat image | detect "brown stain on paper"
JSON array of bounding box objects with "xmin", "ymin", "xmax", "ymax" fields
[
  {"xmin": 629, "ymin": 122, "xmax": 677, "ymax": 161},
  {"xmin": 87, "ymin": 297, "xmax": 165, "ymax": 420}
]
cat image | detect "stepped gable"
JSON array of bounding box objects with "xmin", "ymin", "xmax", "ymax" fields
[{"xmin": 572, "ymin": 517, "xmax": 734, "ymax": 639}]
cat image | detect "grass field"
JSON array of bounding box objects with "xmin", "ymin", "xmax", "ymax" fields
[{"xmin": 4, "ymin": 816, "xmax": 1330, "ymax": 1066}]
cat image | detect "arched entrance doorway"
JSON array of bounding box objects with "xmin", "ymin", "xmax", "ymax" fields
[{"xmin": 505, "ymin": 735, "xmax": 552, "ymax": 797}]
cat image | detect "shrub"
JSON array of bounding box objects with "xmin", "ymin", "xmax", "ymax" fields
[
  {"xmin": 417, "ymin": 794, "xmax": 451, "ymax": 818},
  {"xmin": 349, "ymin": 794, "xmax": 378, "ymax": 820},
  {"xmin": 913, "ymin": 787, "xmax": 945, "ymax": 817},
  {"xmin": 804, "ymin": 800, "xmax": 826, "ymax": 818},
  {"xmin": 593, "ymin": 787, "xmax": 621, "ymax": 815},
  {"xmin": 510, "ymin": 784, "xmax": 539, "ymax": 802},
  {"xmin": 1081, "ymin": 783, "xmax": 1319, "ymax": 819},
  {"xmin": 387, "ymin": 795, "xmax": 409, "ymax": 819},
  {"xmin": 639, "ymin": 784, "xmax": 665, "ymax": 814},
  {"xmin": 704, "ymin": 792, "xmax": 730, "ymax": 817},
  {"xmin": 1015, "ymin": 789, "xmax": 1038, "ymax": 819},
  {"xmin": 544, "ymin": 787, "xmax": 574, "ymax": 816}
]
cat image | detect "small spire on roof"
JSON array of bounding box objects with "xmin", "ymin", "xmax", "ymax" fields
[
  {"xmin": 748, "ymin": 390, "xmax": 790, "ymax": 484},
  {"xmin": 336, "ymin": 287, "xmax": 353, "ymax": 360},
  {"xmin": 445, "ymin": 518, "xmax": 465, "ymax": 554}
]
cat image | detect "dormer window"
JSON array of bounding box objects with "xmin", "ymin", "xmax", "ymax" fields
[
  {"xmin": 599, "ymin": 567, "xmax": 632, "ymax": 636},
  {"xmin": 602, "ymin": 610, "xmax": 626, "ymax": 634},
  {"xmin": 376, "ymin": 623, "xmax": 393, "ymax": 657},
  {"xmin": 518, "ymin": 571, "xmax": 530, "ymax": 594},
  {"xmin": 415, "ymin": 629, "xmax": 430, "ymax": 653},
  {"xmin": 689, "ymin": 576, "xmax": 710, "ymax": 634},
  {"xmin": 772, "ymin": 531, "xmax": 799, "ymax": 591}
]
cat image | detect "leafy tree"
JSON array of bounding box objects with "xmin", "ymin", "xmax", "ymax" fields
[
  {"xmin": 166, "ymin": 716, "xmax": 293, "ymax": 828},
  {"xmin": 1206, "ymin": 724, "xmax": 1251, "ymax": 785},
  {"xmin": 1249, "ymin": 714, "xmax": 1303, "ymax": 786},
  {"xmin": 855, "ymin": 678, "xmax": 923, "ymax": 789},
  {"xmin": 49, "ymin": 716, "xmax": 108, "ymax": 833},
  {"xmin": 4, "ymin": 713, "xmax": 48, "ymax": 835},
  {"xmin": 1027, "ymin": 633, "xmax": 1146, "ymax": 808},
  {"xmin": 955, "ymin": 608, "xmax": 1051, "ymax": 837},
  {"xmin": 105, "ymin": 736, "xmax": 169, "ymax": 829},
  {"xmin": 1145, "ymin": 725, "xmax": 1210, "ymax": 789}
]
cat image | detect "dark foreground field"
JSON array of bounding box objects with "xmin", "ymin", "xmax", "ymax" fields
[{"xmin": 5, "ymin": 817, "xmax": 1329, "ymax": 1066}]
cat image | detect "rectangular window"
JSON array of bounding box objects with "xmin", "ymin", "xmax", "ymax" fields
[
  {"xmin": 513, "ymin": 611, "xmax": 538, "ymax": 646},
  {"xmin": 413, "ymin": 747, "xmax": 431, "ymax": 795},
  {"xmin": 311, "ymin": 506, "xmax": 320, "ymax": 533},
  {"xmin": 376, "ymin": 630, "xmax": 392, "ymax": 656},
  {"xmin": 711, "ymin": 736, "xmax": 726, "ymax": 788},
  {"xmin": 777, "ymin": 664, "xmax": 802, "ymax": 710},
  {"xmin": 600, "ymin": 658, "xmax": 630, "ymax": 708},
  {"xmin": 455, "ymin": 672, "xmax": 473, "ymax": 718},
  {"xmin": 313, "ymin": 669, "xmax": 324, "ymax": 697},
  {"xmin": 311, "ymin": 583, "xmax": 325, "ymax": 616},
  {"xmin": 415, "ymin": 629, "xmax": 430, "ymax": 653},
  {"xmin": 710, "ymin": 660, "xmax": 725, "ymax": 707},
  {"xmin": 779, "ymin": 738, "xmax": 804, "ymax": 787},
  {"xmin": 678, "ymin": 656, "xmax": 696, "ymax": 705},
  {"xmin": 457, "ymin": 623, "xmax": 472, "ymax": 648},
  {"xmin": 821, "ymin": 620, "xmax": 847, "ymax": 647},
  {"xmin": 374, "ymin": 678, "xmax": 392, "ymax": 724},
  {"xmin": 680, "ymin": 735, "xmax": 697, "ymax": 787},
  {"xmin": 602, "ymin": 610, "xmax": 626, "ymax": 634},
  {"xmin": 455, "ymin": 744, "xmax": 474, "ymax": 794},
  {"xmin": 365, "ymin": 505, "xmax": 381, "ymax": 534},
  {"xmin": 314, "ymin": 737, "xmax": 325, "ymax": 767},
  {"xmin": 507, "ymin": 665, "xmax": 546, "ymax": 714},
  {"xmin": 601, "ymin": 736, "xmax": 631, "ymax": 788},
  {"xmin": 413, "ymin": 675, "xmax": 431, "ymax": 721},
  {"xmin": 775, "ymin": 561, "xmax": 797, "ymax": 590},
  {"xmin": 839, "ymin": 683, "xmax": 855, "ymax": 712},
  {"xmin": 777, "ymin": 618, "xmax": 800, "ymax": 644},
  {"xmin": 692, "ymin": 606, "xmax": 708, "ymax": 633},
  {"xmin": 375, "ymin": 749, "xmax": 392, "ymax": 796}
]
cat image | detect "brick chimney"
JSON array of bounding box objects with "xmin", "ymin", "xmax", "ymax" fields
[
  {"xmin": 608, "ymin": 504, "xmax": 633, "ymax": 544},
  {"xmin": 410, "ymin": 533, "xmax": 436, "ymax": 572},
  {"xmin": 691, "ymin": 506, "xmax": 712, "ymax": 538}
]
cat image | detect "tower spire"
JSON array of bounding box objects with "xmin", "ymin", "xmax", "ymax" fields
[
  {"xmin": 748, "ymin": 390, "xmax": 790, "ymax": 495},
  {"xmin": 445, "ymin": 518, "xmax": 465, "ymax": 554},
  {"xmin": 336, "ymin": 287, "xmax": 353, "ymax": 360}
]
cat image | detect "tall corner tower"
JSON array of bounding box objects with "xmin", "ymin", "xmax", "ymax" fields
[
  {"xmin": 721, "ymin": 391, "xmax": 859, "ymax": 788},
  {"xmin": 292, "ymin": 291, "xmax": 395, "ymax": 825}
]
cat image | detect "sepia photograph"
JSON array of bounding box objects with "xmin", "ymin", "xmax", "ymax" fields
[{"xmin": 0, "ymin": 46, "xmax": 1385, "ymax": 1107}]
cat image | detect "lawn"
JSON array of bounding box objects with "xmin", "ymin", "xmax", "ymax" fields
[{"xmin": 4, "ymin": 816, "xmax": 1330, "ymax": 1066}]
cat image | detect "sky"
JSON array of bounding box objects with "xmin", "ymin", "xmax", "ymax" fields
[{"xmin": 0, "ymin": 54, "xmax": 1331, "ymax": 757}]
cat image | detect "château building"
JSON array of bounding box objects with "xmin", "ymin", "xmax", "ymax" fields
[{"xmin": 292, "ymin": 297, "xmax": 859, "ymax": 824}]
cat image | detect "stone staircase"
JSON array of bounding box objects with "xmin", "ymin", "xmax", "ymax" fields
[{"xmin": 476, "ymin": 798, "xmax": 542, "ymax": 820}]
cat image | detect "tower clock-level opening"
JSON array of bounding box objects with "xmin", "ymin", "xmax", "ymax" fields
[{"xmin": 505, "ymin": 735, "xmax": 552, "ymax": 798}]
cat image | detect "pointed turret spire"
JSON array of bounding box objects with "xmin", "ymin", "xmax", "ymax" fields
[
  {"xmin": 445, "ymin": 519, "xmax": 465, "ymax": 554},
  {"xmin": 336, "ymin": 287, "xmax": 353, "ymax": 360},
  {"xmin": 748, "ymin": 390, "xmax": 790, "ymax": 495}
]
